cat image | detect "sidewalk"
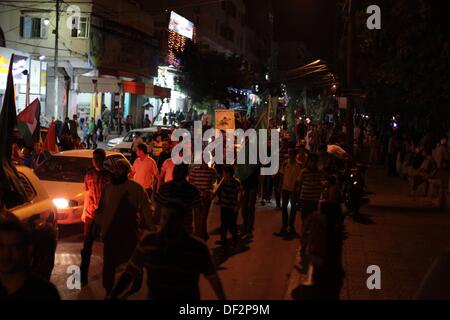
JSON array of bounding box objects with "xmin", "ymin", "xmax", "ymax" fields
[{"xmin": 286, "ymin": 166, "xmax": 450, "ymax": 300}]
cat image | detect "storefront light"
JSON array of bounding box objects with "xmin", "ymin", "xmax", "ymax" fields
[{"xmin": 39, "ymin": 55, "xmax": 45, "ymax": 61}]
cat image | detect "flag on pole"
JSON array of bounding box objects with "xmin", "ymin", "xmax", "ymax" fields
[
  {"xmin": 0, "ymin": 54, "xmax": 28, "ymax": 204},
  {"xmin": 43, "ymin": 121, "xmax": 59, "ymax": 154},
  {"xmin": 17, "ymin": 98, "xmax": 41, "ymax": 148}
]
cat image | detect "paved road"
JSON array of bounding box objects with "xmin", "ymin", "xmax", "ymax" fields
[
  {"xmin": 51, "ymin": 202, "xmax": 301, "ymax": 300},
  {"xmin": 50, "ymin": 165, "xmax": 450, "ymax": 300}
]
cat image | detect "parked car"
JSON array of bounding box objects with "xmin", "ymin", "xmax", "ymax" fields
[
  {"xmin": 8, "ymin": 166, "xmax": 57, "ymax": 228},
  {"xmin": 34, "ymin": 150, "xmax": 129, "ymax": 224},
  {"xmin": 111, "ymin": 126, "xmax": 172, "ymax": 159},
  {"xmin": 107, "ymin": 136, "xmax": 124, "ymax": 150},
  {"xmin": 4, "ymin": 166, "xmax": 58, "ymax": 281}
]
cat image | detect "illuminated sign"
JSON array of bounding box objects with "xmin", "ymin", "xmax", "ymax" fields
[
  {"xmin": 169, "ymin": 11, "xmax": 194, "ymax": 40},
  {"xmin": 0, "ymin": 48, "xmax": 30, "ymax": 90}
]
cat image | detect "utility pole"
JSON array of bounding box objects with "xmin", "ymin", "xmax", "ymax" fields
[
  {"xmin": 346, "ymin": 0, "xmax": 355, "ymax": 155},
  {"xmin": 53, "ymin": 0, "xmax": 60, "ymax": 119}
]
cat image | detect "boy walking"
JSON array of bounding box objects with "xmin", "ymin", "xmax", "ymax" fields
[{"xmin": 215, "ymin": 166, "xmax": 243, "ymax": 253}]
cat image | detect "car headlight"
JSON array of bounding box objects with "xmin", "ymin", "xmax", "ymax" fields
[{"xmin": 53, "ymin": 198, "xmax": 69, "ymax": 209}]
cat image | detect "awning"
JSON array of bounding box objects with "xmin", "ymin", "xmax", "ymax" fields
[
  {"xmin": 78, "ymin": 76, "xmax": 171, "ymax": 99},
  {"xmin": 77, "ymin": 76, "xmax": 122, "ymax": 93},
  {"xmin": 122, "ymin": 80, "xmax": 171, "ymax": 99}
]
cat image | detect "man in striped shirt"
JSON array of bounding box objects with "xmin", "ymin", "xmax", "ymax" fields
[
  {"xmin": 297, "ymin": 153, "xmax": 325, "ymax": 224},
  {"xmin": 154, "ymin": 164, "xmax": 201, "ymax": 235},
  {"xmin": 215, "ymin": 165, "xmax": 243, "ymax": 253},
  {"xmin": 189, "ymin": 161, "xmax": 219, "ymax": 241}
]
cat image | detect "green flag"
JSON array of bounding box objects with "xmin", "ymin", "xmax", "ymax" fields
[{"xmin": 0, "ymin": 54, "xmax": 28, "ymax": 205}]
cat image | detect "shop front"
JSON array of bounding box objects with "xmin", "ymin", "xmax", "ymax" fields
[
  {"xmin": 0, "ymin": 47, "xmax": 47, "ymax": 113},
  {"xmin": 75, "ymin": 75, "xmax": 170, "ymax": 129}
]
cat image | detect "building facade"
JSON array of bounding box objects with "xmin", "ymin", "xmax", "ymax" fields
[{"xmin": 0, "ymin": 0, "xmax": 169, "ymax": 128}]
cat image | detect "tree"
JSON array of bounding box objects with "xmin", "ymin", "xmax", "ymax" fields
[
  {"xmin": 176, "ymin": 42, "xmax": 253, "ymax": 110},
  {"xmin": 350, "ymin": 0, "xmax": 450, "ymax": 118}
]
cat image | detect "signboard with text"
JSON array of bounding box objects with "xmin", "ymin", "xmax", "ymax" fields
[
  {"xmin": 169, "ymin": 11, "xmax": 194, "ymax": 40},
  {"xmin": 215, "ymin": 109, "xmax": 235, "ymax": 131}
]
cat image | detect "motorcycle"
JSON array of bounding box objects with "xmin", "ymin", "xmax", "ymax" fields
[{"xmin": 342, "ymin": 163, "xmax": 370, "ymax": 217}]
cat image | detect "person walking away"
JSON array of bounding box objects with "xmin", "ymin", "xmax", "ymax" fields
[
  {"xmin": 261, "ymin": 142, "xmax": 273, "ymax": 206},
  {"xmin": 107, "ymin": 200, "xmax": 225, "ymax": 300},
  {"xmin": 296, "ymin": 144, "xmax": 308, "ymax": 168},
  {"xmin": 68, "ymin": 114, "xmax": 79, "ymax": 139},
  {"xmin": 274, "ymin": 139, "xmax": 289, "ymax": 209},
  {"xmin": 215, "ymin": 165, "xmax": 243, "ymax": 254},
  {"xmin": 294, "ymin": 201, "xmax": 344, "ymax": 300},
  {"xmin": 298, "ymin": 154, "xmax": 325, "ymax": 226},
  {"xmin": 130, "ymin": 144, "xmax": 159, "ymax": 199},
  {"xmin": 96, "ymin": 159, "xmax": 155, "ymax": 296},
  {"xmin": 80, "ymin": 149, "xmax": 112, "ymax": 286},
  {"xmin": 87, "ymin": 118, "xmax": 95, "ymax": 149},
  {"xmin": 144, "ymin": 114, "xmax": 151, "ymax": 128},
  {"xmin": 163, "ymin": 114, "xmax": 168, "ymax": 126},
  {"xmin": 97, "ymin": 118, "xmax": 104, "ymax": 142},
  {"xmin": 154, "ymin": 164, "xmax": 202, "ymax": 232},
  {"xmin": 62, "ymin": 117, "xmax": 70, "ymax": 137},
  {"xmin": 235, "ymin": 145, "xmax": 260, "ymax": 239},
  {"xmin": 189, "ymin": 161, "xmax": 219, "ymax": 241},
  {"xmin": 274, "ymin": 148, "xmax": 302, "ymax": 237},
  {"xmin": 0, "ymin": 214, "xmax": 60, "ymax": 300},
  {"xmin": 82, "ymin": 122, "xmax": 89, "ymax": 145}
]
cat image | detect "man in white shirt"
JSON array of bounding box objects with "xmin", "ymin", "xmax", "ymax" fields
[{"xmin": 130, "ymin": 144, "xmax": 159, "ymax": 198}]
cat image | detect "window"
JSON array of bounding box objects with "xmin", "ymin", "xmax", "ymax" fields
[
  {"xmin": 20, "ymin": 16, "xmax": 48, "ymax": 39},
  {"xmin": 18, "ymin": 173, "xmax": 36, "ymax": 200},
  {"xmin": 35, "ymin": 156, "xmax": 93, "ymax": 183},
  {"xmin": 71, "ymin": 16, "xmax": 90, "ymax": 38}
]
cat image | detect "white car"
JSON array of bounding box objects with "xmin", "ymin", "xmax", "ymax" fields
[
  {"xmin": 9, "ymin": 166, "xmax": 58, "ymax": 230},
  {"xmin": 107, "ymin": 136, "xmax": 124, "ymax": 150},
  {"xmin": 112, "ymin": 127, "xmax": 172, "ymax": 159},
  {"xmin": 34, "ymin": 150, "xmax": 128, "ymax": 225},
  {"xmin": 5, "ymin": 166, "xmax": 58, "ymax": 280}
]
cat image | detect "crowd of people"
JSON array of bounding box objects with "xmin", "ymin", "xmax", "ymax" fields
[{"xmin": 5, "ymin": 107, "xmax": 397, "ymax": 300}]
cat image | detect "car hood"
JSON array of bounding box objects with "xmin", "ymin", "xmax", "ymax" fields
[
  {"xmin": 113, "ymin": 142, "xmax": 132, "ymax": 149},
  {"xmin": 108, "ymin": 137, "xmax": 124, "ymax": 145},
  {"xmin": 39, "ymin": 180, "xmax": 84, "ymax": 201}
]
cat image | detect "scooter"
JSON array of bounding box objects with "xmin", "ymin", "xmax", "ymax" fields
[{"xmin": 342, "ymin": 163, "xmax": 370, "ymax": 217}]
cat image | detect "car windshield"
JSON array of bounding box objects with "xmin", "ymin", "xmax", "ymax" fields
[
  {"xmin": 122, "ymin": 131, "xmax": 138, "ymax": 142},
  {"xmin": 35, "ymin": 156, "xmax": 93, "ymax": 183}
]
